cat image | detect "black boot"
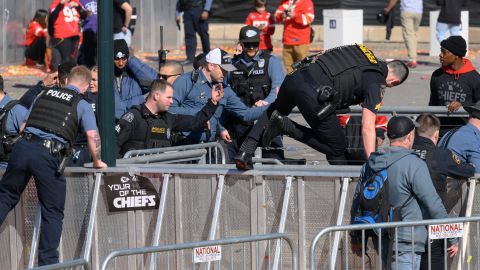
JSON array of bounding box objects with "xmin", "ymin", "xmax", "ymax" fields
[
  {"xmin": 262, "ymin": 110, "xmax": 295, "ymax": 147},
  {"xmin": 234, "ymin": 151, "xmax": 254, "ymax": 170}
]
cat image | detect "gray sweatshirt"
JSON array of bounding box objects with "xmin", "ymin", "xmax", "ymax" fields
[{"xmin": 366, "ymin": 146, "xmax": 456, "ymax": 253}]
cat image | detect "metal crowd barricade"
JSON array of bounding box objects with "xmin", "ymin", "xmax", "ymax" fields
[
  {"xmin": 122, "ymin": 142, "xmax": 227, "ymax": 165},
  {"xmin": 310, "ymin": 216, "xmax": 480, "ymax": 270},
  {"xmin": 309, "ymin": 178, "xmax": 480, "ymax": 270},
  {"xmin": 100, "ymin": 233, "xmax": 297, "ymax": 270}
]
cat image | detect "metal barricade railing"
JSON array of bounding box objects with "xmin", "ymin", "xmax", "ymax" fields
[
  {"xmin": 292, "ymin": 105, "xmax": 469, "ymax": 117},
  {"xmin": 310, "ymin": 215, "xmax": 480, "ymax": 270},
  {"xmin": 122, "ymin": 142, "xmax": 226, "ymax": 164},
  {"xmin": 100, "ymin": 233, "xmax": 297, "ymax": 270}
]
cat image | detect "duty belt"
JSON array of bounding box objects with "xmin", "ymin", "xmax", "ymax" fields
[{"xmin": 23, "ymin": 133, "xmax": 66, "ymax": 154}]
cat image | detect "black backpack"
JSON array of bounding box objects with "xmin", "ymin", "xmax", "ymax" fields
[
  {"xmin": 0, "ymin": 100, "xmax": 21, "ymax": 161},
  {"xmin": 352, "ymin": 164, "xmax": 392, "ymax": 236}
]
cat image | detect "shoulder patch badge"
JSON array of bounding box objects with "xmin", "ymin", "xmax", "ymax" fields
[
  {"xmin": 452, "ymin": 152, "xmax": 461, "ymax": 165},
  {"xmin": 122, "ymin": 112, "xmax": 134, "ymax": 123}
]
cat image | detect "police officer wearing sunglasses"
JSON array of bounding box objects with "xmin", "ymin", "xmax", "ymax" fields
[{"xmin": 225, "ymin": 26, "xmax": 285, "ymax": 163}]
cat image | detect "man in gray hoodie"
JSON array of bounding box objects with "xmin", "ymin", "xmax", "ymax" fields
[{"xmin": 353, "ymin": 116, "xmax": 458, "ymax": 269}]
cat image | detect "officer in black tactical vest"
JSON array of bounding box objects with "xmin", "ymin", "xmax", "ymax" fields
[
  {"xmin": 115, "ymin": 79, "xmax": 223, "ymax": 157},
  {"xmin": 226, "ymin": 26, "xmax": 285, "ymax": 163},
  {"xmin": 0, "ymin": 75, "xmax": 28, "ymax": 163},
  {"xmin": 412, "ymin": 113, "xmax": 474, "ymax": 270},
  {"xmin": 0, "ymin": 66, "xmax": 107, "ymax": 266},
  {"xmin": 235, "ymin": 44, "xmax": 410, "ymax": 169}
]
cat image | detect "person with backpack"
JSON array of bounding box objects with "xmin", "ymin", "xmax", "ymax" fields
[
  {"xmin": 351, "ymin": 116, "xmax": 458, "ymax": 270},
  {"xmin": 0, "ymin": 75, "xmax": 28, "ymax": 163}
]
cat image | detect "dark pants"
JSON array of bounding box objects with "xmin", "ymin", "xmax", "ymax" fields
[
  {"xmin": 51, "ymin": 36, "xmax": 80, "ymax": 70},
  {"xmin": 77, "ymin": 30, "xmax": 97, "ymax": 68},
  {"xmin": 0, "ymin": 138, "xmax": 66, "ymax": 266},
  {"xmin": 25, "ymin": 37, "xmax": 46, "ymax": 63},
  {"xmin": 227, "ymin": 122, "xmax": 284, "ymax": 163},
  {"xmin": 420, "ymin": 239, "xmax": 445, "ymax": 270},
  {"xmin": 183, "ymin": 7, "xmax": 210, "ymax": 61},
  {"xmin": 244, "ymin": 68, "xmax": 347, "ymax": 164},
  {"xmin": 68, "ymin": 144, "xmax": 91, "ymax": 167}
]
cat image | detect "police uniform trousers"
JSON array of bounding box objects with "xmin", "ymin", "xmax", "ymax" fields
[
  {"xmin": 0, "ymin": 137, "xmax": 66, "ymax": 266},
  {"xmin": 183, "ymin": 6, "xmax": 210, "ymax": 61},
  {"xmin": 227, "ymin": 121, "xmax": 284, "ymax": 164},
  {"xmin": 244, "ymin": 68, "xmax": 348, "ymax": 164}
]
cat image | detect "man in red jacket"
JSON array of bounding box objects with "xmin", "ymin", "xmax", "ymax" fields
[{"xmin": 275, "ymin": 0, "xmax": 314, "ymax": 73}]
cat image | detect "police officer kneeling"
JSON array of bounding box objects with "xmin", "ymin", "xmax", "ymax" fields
[
  {"xmin": 0, "ymin": 66, "xmax": 107, "ymax": 266},
  {"xmin": 235, "ymin": 44, "xmax": 409, "ymax": 169},
  {"xmin": 115, "ymin": 79, "xmax": 223, "ymax": 156}
]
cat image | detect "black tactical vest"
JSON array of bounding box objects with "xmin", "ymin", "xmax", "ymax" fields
[
  {"xmin": 26, "ymin": 88, "xmax": 82, "ymax": 144},
  {"xmin": 316, "ymin": 44, "xmax": 387, "ymax": 110},
  {"xmin": 0, "ymin": 100, "xmax": 21, "ymax": 161},
  {"xmin": 412, "ymin": 138, "xmax": 446, "ymax": 201},
  {"xmin": 231, "ymin": 52, "xmax": 272, "ymax": 107},
  {"xmin": 120, "ymin": 105, "xmax": 172, "ymax": 155}
]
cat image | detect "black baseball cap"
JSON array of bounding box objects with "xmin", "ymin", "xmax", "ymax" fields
[
  {"xmin": 239, "ymin": 26, "xmax": 261, "ymax": 43},
  {"xmin": 387, "ymin": 116, "xmax": 419, "ymax": 139}
]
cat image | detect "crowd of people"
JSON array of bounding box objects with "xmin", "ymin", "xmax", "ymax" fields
[{"xmin": 0, "ymin": 0, "xmax": 477, "ymax": 268}]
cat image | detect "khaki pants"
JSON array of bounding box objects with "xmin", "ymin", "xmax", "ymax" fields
[
  {"xmin": 283, "ymin": 44, "xmax": 310, "ymax": 73},
  {"xmin": 400, "ymin": 11, "xmax": 422, "ymax": 62}
]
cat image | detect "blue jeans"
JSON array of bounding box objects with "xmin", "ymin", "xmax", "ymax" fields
[
  {"xmin": 391, "ymin": 252, "xmax": 421, "ymax": 270},
  {"xmin": 436, "ymin": 22, "xmax": 462, "ymax": 43}
]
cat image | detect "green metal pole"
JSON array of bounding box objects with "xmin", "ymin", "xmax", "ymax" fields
[{"xmin": 98, "ymin": 0, "xmax": 116, "ymax": 166}]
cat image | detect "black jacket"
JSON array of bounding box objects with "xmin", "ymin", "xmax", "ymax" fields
[{"xmin": 437, "ymin": 0, "xmax": 467, "ymax": 25}]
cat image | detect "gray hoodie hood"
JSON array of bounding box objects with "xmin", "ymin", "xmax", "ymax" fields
[{"xmin": 367, "ymin": 146, "xmax": 413, "ymax": 172}]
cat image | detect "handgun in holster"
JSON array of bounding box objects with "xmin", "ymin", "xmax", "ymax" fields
[
  {"xmin": 56, "ymin": 145, "xmax": 72, "ymax": 176},
  {"xmin": 315, "ymin": 85, "xmax": 338, "ymax": 121}
]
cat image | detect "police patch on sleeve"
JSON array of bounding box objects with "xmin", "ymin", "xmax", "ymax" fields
[
  {"xmin": 122, "ymin": 112, "xmax": 134, "ymax": 123},
  {"xmin": 452, "ymin": 152, "xmax": 461, "ymax": 165},
  {"xmin": 115, "ymin": 124, "xmax": 121, "ymax": 134}
]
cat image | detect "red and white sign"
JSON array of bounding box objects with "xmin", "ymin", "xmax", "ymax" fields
[
  {"xmin": 193, "ymin": 245, "xmax": 222, "ymax": 263},
  {"xmin": 429, "ymin": 223, "xmax": 464, "ymax": 239}
]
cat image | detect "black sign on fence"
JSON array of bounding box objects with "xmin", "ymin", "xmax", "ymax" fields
[{"xmin": 104, "ymin": 173, "xmax": 160, "ymax": 212}]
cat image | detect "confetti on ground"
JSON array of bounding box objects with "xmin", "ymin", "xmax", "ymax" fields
[{"xmin": 0, "ymin": 65, "xmax": 45, "ymax": 78}]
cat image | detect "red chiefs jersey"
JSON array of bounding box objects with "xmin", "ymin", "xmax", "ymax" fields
[
  {"xmin": 245, "ymin": 10, "xmax": 275, "ymax": 50},
  {"xmin": 50, "ymin": 0, "xmax": 82, "ymax": 38},
  {"xmin": 275, "ymin": 0, "xmax": 314, "ymax": 45},
  {"xmin": 25, "ymin": 20, "xmax": 47, "ymax": 46}
]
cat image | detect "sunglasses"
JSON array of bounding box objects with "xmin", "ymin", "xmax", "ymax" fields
[
  {"xmin": 243, "ymin": 42, "xmax": 259, "ymax": 49},
  {"xmin": 160, "ymin": 73, "xmax": 181, "ymax": 80}
]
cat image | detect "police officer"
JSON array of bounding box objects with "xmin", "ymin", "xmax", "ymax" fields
[
  {"xmin": 0, "ymin": 75, "xmax": 28, "ymax": 162},
  {"xmin": 116, "ymin": 79, "xmax": 223, "ymax": 156},
  {"xmin": 176, "ymin": 0, "xmax": 211, "ymax": 64},
  {"xmin": 226, "ymin": 26, "xmax": 285, "ymax": 162},
  {"xmin": 412, "ymin": 113, "xmax": 474, "ymax": 270},
  {"xmin": 170, "ymin": 48, "xmax": 268, "ymax": 145},
  {"xmin": 70, "ymin": 66, "xmax": 99, "ymax": 166},
  {"xmin": 235, "ymin": 44, "xmax": 410, "ymax": 169},
  {"xmin": 0, "ymin": 66, "xmax": 107, "ymax": 266}
]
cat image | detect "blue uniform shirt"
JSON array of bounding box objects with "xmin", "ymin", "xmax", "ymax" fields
[
  {"xmin": 440, "ymin": 123, "xmax": 480, "ymax": 173},
  {"xmin": 0, "ymin": 95, "xmax": 28, "ymax": 135},
  {"xmin": 230, "ymin": 52, "xmax": 284, "ymax": 104},
  {"xmin": 24, "ymin": 85, "xmax": 98, "ymax": 144},
  {"xmin": 171, "ymin": 70, "xmax": 269, "ymax": 141}
]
